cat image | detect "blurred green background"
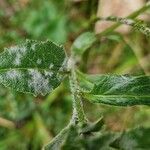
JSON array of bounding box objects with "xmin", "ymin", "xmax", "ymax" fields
[{"xmin": 0, "ymin": 0, "xmax": 150, "ymax": 149}]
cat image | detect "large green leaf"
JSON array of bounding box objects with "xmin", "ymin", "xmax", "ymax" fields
[
  {"xmin": 0, "ymin": 40, "xmax": 67, "ymax": 96},
  {"xmin": 77, "ymin": 71, "xmax": 150, "ymax": 106}
]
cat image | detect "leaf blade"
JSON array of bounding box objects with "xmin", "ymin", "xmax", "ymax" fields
[
  {"xmin": 0, "ymin": 40, "xmax": 67, "ymax": 96},
  {"xmin": 78, "ymin": 71, "xmax": 150, "ymax": 106},
  {"xmin": 71, "ymin": 32, "xmax": 96, "ymax": 56}
]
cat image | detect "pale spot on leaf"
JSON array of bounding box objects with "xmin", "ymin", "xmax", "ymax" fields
[
  {"xmin": 37, "ymin": 59, "xmax": 42, "ymax": 65},
  {"xmin": 6, "ymin": 70, "xmax": 21, "ymax": 80},
  {"xmin": 28, "ymin": 69, "xmax": 51, "ymax": 96}
]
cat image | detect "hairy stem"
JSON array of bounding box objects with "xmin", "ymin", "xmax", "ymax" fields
[
  {"xmin": 96, "ymin": 2, "xmax": 150, "ymax": 36},
  {"xmin": 68, "ymin": 57, "xmax": 86, "ymax": 125},
  {"xmin": 96, "ymin": 16, "xmax": 150, "ymax": 37}
]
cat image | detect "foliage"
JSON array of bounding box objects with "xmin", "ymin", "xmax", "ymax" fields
[
  {"xmin": 0, "ymin": 0, "xmax": 150, "ymax": 150},
  {"xmin": 0, "ymin": 40, "xmax": 66, "ymax": 96},
  {"xmin": 78, "ymin": 71, "xmax": 150, "ymax": 106}
]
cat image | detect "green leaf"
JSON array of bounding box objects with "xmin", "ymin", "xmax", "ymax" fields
[
  {"xmin": 62, "ymin": 126, "xmax": 150, "ymax": 150},
  {"xmin": 23, "ymin": 1, "xmax": 68, "ymax": 43},
  {"xmin": 71, "ymin": 32, "xmax": 96, "ymax": 56},
  {"xmin": 80, "ymin": 117, "xmax": 104, "ymax": 134},
  {"xmin": 0, "ymin": 40, "xmax": 67, "ymax": 96},
  {"xmin": 111, "ymin": 127, "xmax": 150, "ymax": 150},
  {"xmin": 44, "ymin": 124, "xmax": 71, "ymax": 150},
  {"xmin": 77, "ymin": 71, "xmax": 150, "ymax": 106},
  {"xmin": 45, "ymin": 119, "xmax": 150, "ymax": 150},
  {"xmin": 83, "ymin": 132, "xmax": 118, "ymax": 150},
  {"xmin": 61, "ymin": 125, "xmax": 83, "ymax": 150},
  {"xmin": 62, "ymin": 125, "xmax": 118, "ymax": 150}
]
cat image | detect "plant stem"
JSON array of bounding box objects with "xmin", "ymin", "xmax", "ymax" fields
[
  {"xmin": 95, "ymin": 16, "xmax": 150, "ymax": 37},
  {"xmin": 96, "ymin": 2, "xmax": 150, "ymax": 36},
  {"xmin": 68, "ymin": 57, "xmax": 86, "ymax": 125}
]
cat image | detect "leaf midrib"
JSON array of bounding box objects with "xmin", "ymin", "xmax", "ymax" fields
[
  {"xmin": 0, "ymin": 67, "xmax": 60, "ymax": 73},
  {"xmin": 85, "ymin": 94, "xmax": 150, "ymax": 98}
]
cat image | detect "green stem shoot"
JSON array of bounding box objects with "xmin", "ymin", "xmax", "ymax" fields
[{"xmin": 68, "ymin": 57, "xmax": 87, "ymax": 125}]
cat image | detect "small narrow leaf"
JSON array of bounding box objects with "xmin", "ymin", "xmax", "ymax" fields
[
  {"xmin": 77, "ymin": 71, "xmax": 150, "ymax": 106},
  {"xmin": 0, "ymin": 40, "xmax": 67, "ymax": 96},
  {"xmin": 71, "ymin": 32, "xmax": 96, "ymax": 56},
  {"xmin": 80, "ymin": 117, "xmax": 104, "ymax": 134},
  {"xmin": 61, "ymin": 125, "xmax": 83, "ymax": 149},
  {"xmin": 44, "ymin": 124, "xmax": 71, "ymax": 150}
]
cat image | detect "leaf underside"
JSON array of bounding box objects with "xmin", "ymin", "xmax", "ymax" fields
[
  {"xmin": 0, "ymin": 40, "xmax": 67, "ymax": 96},
  {"xmin": 78, "ymin": 71, "xmax": 150, "ymax": 106}
]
